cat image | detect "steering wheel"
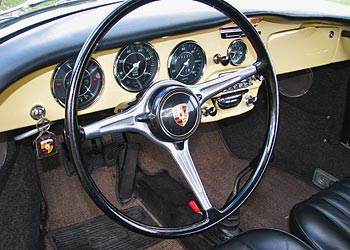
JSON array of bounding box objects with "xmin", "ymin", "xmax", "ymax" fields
[{"xmin": 65, "ymin": 0, "xmax": 279, "ymax": 238}]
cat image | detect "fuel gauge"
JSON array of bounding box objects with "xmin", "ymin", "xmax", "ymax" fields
[
  {"xmin": 228, "ymin": 40, "xmax": 247, "ymax": 66},
  {"xmin": 52, "ymin": 58, "xmax": 104, "ymax": 109}
]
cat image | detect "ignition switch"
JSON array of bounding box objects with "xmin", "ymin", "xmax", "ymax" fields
[{"xmin": 30, "ymin": 105, "xmax": 46, "ymax": 120}]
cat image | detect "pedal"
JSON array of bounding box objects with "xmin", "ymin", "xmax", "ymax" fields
[
  {"xmin": 312, "ymin": 168, "xmax": 339, "ymax": 189},
  {"xmin": 61, "ymin": 134, "xmax": 123, "ymax": 176},
  {"xmin": 117, "ymin": 143, "xmax": 139, "ymax": 203}
]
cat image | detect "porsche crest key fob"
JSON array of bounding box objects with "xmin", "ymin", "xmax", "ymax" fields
[
  {"xmin": 34, "ymin": 130, "xmax": 58, "ymax": 159},
  {"xmin": 33, "ymin": 117, "xmax": 58, "ymax": 159}
]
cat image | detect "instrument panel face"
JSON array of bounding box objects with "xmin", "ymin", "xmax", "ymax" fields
[
  {"xmin": 228, "ymin": 40, "xmax": 247, "ymax": 66},
  {"xmin": 47, "ymin": 30, "xmax": 256, "ymax": 117},
  {"xmin": 168, "ymin": 41, "xmax": 206, "ymax": 85},
  {"xmin": 51, "ymin": 59, "xmax": 104, "ymax": 109},
  {"xmin": 113, "ymin": 42, "xmax": 159, "ymax": 92},
  {"xmin": 47, "ymin": 34, "xmax": 255, "ymax": 118},
  {"xmin": 2, "ymin": 17, "xmax": 349, "ymax": 133}
]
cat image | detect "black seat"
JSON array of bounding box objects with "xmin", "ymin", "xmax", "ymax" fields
[
  {"xmin": 290, "ymin": 177, "xmax": 350, "ymax": 250},
  {"xmin": 212, "ymin": 228, "xmax": 312, "ymax": 250}
]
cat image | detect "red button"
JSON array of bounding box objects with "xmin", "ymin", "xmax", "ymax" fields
[{"xmin": 188, "ymin": 200, "xmax": 201, "ymax": 214}]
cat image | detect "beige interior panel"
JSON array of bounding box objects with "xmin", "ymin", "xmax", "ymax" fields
[
  {"xmin": 1, "ymin": 16, "xmax": 350, "ymax": 133},
  {"xmin": 267, "ymin": 26, "xmax": 339, "ymax": 74},
  {"xmin": 0, "ymin": 27, "xmax": 257, "ymax": 132},
  {"xmin": 336, "ymin": 36, "xmax": 350, "ymax": 61}
]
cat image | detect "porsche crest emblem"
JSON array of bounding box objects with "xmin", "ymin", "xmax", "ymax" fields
[
  {"xmin": 40, "ymin": 138, "xmax": 54, "ymax": 154},
  {"xmin": 173, "ymin": 103, "xmax": 189, "ymax": 127}
]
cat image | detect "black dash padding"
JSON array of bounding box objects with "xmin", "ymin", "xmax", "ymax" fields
[{"xmin": 48, "ymin": 206, "xmax": 161, "ymax": 250}]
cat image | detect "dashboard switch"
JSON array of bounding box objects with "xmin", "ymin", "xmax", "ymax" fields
[
  {"xmin": 213, "ymin": 54, "xmax": 229, "ymax": 66},
  {"xmin": 202, "ymin": 106, "xmax": 217, "ymax": 117},
  {"xmin": 217, "ymin": 90, "xmax": 247, "ymax": 109},
  {"xmin": 208, "ymin": 107, "xmax": 217, "ymax": 116},
  {"xmin": 245, "ymin": 95, "xmax": 257, "ymax": 107}
]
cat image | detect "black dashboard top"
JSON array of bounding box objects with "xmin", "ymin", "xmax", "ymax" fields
[{"xmin": 0, "ymin": 0, "xmax": 349, "ymax": 94}]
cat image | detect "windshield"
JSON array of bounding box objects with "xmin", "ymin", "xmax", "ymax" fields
[
  {"xmin": 329, "ymin": 0, "xmax": 350, "ymax": 4},
  {"xmin": 2, "ymin": 0, "xmax": 350, "ymax": 14},
  {"xmin": 0, "ymin": 0, "xmax": 109, "ymax": 24},
  {"xmin": 0, "ymin": 0, "xmax": 349, "ymax": 25}
]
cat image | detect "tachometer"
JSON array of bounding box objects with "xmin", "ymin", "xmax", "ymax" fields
[
  {"xmin": 52, "ymin": 59, "xmax": 104, "ymax": 109},
  {"xmin": 114, "ymin": 42, "xmax": 159, "ymax": 92},
  {"xmin": 168, "ymin": 41, "xmax": 206, "ymax": 85},
  {"xmin": 228, "ymin": 40, "xmax": 247, "ymax": 66}
]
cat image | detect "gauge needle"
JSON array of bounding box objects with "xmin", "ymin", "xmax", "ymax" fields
[
  {"xmin": 122, "ymin": 61, "xmax": 141, "ymax": 80},
  {"xmin": 83, "ymin": 85, "xmax": 95, "ymax": 97},
  {"xmin": 233, "ymin": 51, "xmax": 242, "ymax": 57},
  {"xmin": 175, "ymin": 59, "xmax": 190, "ymax": 79},
  {"xmin": 88, "ymin": 67, "xmax": 98, "ymax": 76}
]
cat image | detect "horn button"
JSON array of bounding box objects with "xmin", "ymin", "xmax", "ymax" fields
[{"xmin": 149, "ymin": 86, "xmax": 201, "ymax": 141}]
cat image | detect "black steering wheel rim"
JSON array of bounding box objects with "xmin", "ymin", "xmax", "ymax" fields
[{"xmin": 65, "ymin": 0, "xmax": 279, "ymax": 238}]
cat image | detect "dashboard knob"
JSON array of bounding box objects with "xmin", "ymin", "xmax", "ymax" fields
[
  {"xmin": 213, "ymin": 54, "xmax": 230, "ymax": 66},
  {"xmin": 245, "ymin": 95, "xmax": 257, "ymax": 106}
]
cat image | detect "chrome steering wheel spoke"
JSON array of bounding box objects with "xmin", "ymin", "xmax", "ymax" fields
[
  {"xmin": 162, "ymin": 140, "xmax": 212, "ymax": 211},
  {"xmin": 190, "ymin": 63, "xmax": 258, "ymax": 105},
  {"xmin": 81, "ymin": 62, "xmax": 259, "ymax": 213},
  {"xmin": 82, "ymin": 80, "xmax": 170, "ymax": 141},
  {"xmin": 82, "ymin": 107, "xmax": 148, "ymax": 140}
]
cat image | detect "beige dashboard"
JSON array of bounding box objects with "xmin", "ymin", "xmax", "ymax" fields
[{"xmin": 0, "ymin": 16, "xmax": 349, "ymax": 133}]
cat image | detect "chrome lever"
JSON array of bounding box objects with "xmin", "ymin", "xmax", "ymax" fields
[{"xmin": 14, "ymin": 122, "xmax": 53, "ymax": 141}]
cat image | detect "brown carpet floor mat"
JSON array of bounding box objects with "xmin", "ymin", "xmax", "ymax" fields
[
  {"xmin": 38, "ymin": 123, "xmax": 317, "ymax": 250},
  {"xmin": 47, "ymin": 206, "xmax": 161, "ymax": 250},
  {"xmin": 132, "ymin": 123, "xmax": 318, "ymax": 231},
  {"xmin": 240, "ymin": 168, "xmax": 318, "ymax": 230},
  {"xmin": 37, "ymin": 138, "xmax": 182, "ymax": 250}
]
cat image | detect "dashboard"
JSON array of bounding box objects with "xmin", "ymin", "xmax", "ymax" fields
[
  {"xmin": 0, "ymin": 2, "xmax": 350, "ymax": 133},
  {"xmin": 50, "ymin": 35, "xmax": 258, "ymax": 112}
]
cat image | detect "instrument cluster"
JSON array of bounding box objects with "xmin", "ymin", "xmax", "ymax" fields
[
  {"xmin": 51, "ymin": 39, "xmax": 247, "ymax": 110},
  {"xmin": 51, "ymin": 59, "xmax": 104, "ymax": 109}
]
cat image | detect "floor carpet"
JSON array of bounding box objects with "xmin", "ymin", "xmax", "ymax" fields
[
  {"xmin": 48, "ymin": 206, "xmax": 161, "ymax": 250},
  {"xmin": 132, "ymin": 123, "xmax": 318, "ymax": 232},
  {"xmin": 219, "ymin": 62, "xmax": 350, "ymax": 182},
  {"xmin": 38, "ymin": 123, "xmax": 318, "ymax": 250},
  {"xmin": 37, "ymin": 137, "xmax": 182, "ymax": 250},
  {"xmin": 0, "ymin": 142, "xmax": 43, "ymax": 250}
]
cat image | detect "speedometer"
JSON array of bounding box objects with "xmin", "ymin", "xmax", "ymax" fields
[
  {"xmin": 52, "ymin": 58, "xmax": 104, "ymax": 109},
  {"xmin": 168, "ymin": 41, "xmax": 206, "ymax": 85},
  {"xmin": 114, "ymin": 42, "xmax": 159, "ymax": 92}
]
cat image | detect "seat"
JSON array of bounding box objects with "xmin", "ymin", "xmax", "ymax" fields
[
  {"xmin": 290, "ymin": 177, "xmax": 350, "ymax": 250},
  {"xmin": 212, "ymin": 228, "xmax": 312, "ymax": 250}
]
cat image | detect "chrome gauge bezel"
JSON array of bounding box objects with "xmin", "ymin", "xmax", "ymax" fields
[
  {"xmin": 227, "ymin": 39, "xmax": 247, "ymax": 66},
  {"xmin": 51, "ymin": 58, "xmax": 104, "ymax": 110},
  {"xmin": 113, "ymin": 42, "xmax": 160, "ymax": 92},
  {"xmin": 168, "ymin": 40, "xmax": 206, "ymax": 85}
]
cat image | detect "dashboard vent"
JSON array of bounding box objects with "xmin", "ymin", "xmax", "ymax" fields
[
  {"xmin": 221, "ymin": 26, "xmax": 245, "ymax": 39},
  {"xmin": 221, "ymin": 26, "xmax": 259, "ymax": 39}
]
